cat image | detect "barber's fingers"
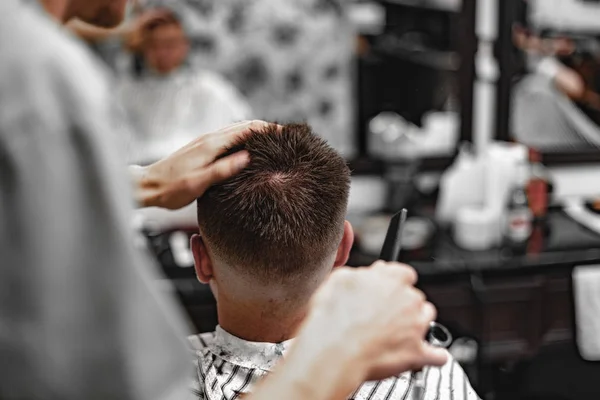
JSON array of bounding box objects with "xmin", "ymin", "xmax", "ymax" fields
[
  {"xmin": 400, "ymin": 298, "xmax": 436, "ymax": 338},
  {"xmin": 387, "ymin": 340, "xmax": 449, "ymax": 373},
  {"xmin": 417, "ymin": 344, "xmax": 449, "ymax": 368},
  {"xmin": 365, "ymin": 343, "xmax": 449, "ymax": 381},
  {"xmin": 412, "ymin": 302, "xmax": 446, "ymax": 368},
  {"xmin": 203, "ymin": 150, "xmax": 251, "ymax": 186},
  {"xmin": 421, "ymin": 302, "xmax": 437, "ymax": 327},
  {"xmin": 370, "ymin": 261, "xmax": 419, "ymax": 285},
  {"xmin": 203, "ymin": 120, "xmax": 275, "ymax": 157},
  {"xmin": 175, "ymin": 120, "xmax": 280, "ymax": 169},
  {"xmin": 182, "ymin": 150, "xmax": 250, "ymax": 196},
  {"xmin": 126, "ymin": 9, "xmax": 171, "ymax": 47},
  {"xmin": 132, "ymin": 9, "xmax": 177, "ymax": 36}
]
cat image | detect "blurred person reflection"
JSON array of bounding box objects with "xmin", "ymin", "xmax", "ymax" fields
[
  {"xmin": 511, "ymin": 0, "xmax": 600, "ymax": 150},
  {"xmin": 118, "ymin": 8, "xmax": 251, "ymax": 163},
  {"xmin": 512, "ymin": 35, "xmax": 600, "ymax": 150},
  {"xmin": 137, "ymin": 0, "xmax": 356, "ymax": 156}
]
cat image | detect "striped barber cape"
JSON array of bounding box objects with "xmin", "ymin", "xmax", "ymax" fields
[{"xmin": 189, "ymin": 326, "xmax": 480, "ymax": 400}]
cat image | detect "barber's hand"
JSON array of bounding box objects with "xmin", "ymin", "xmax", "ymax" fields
[
  {"xmin": 301, "ymin": 262, "xmax": 448, "ymax": 381},
  {"xmin": 123, "ymin": 8, "xmax": 172, "ymax": 52},
  {"xmin": 251, "ymin": 262, "xmax": 448, "ymax": 400},
  {"xmin": 133, "ymin": 120, "xmax": 272, "ymax": 209}
]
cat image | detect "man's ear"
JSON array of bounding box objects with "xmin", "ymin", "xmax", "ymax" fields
[
  {"xmin": 190, "ymin": 234, "xmax": 214, "ymax": 284},
  {"xmin": 334, "ymin": 220, "xmax": 354, "ymax": 268}
]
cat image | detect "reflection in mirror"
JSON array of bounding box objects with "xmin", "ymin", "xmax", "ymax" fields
[
  {"xmin": 361, "ymin": 1, "xmax": 466, "ymax": 161},
  {"xmin": 88, "ymin": 1, "xmax": 475, "ymax": 166},
  {"xmin": 113, "ymin": 5, "xmax": 253, "ymax": 165},
  {"xmin": 114, "ymin": 0, "xmax": 359, "ymax": 163},
  {"xmin": 509, "ymin": 0, "xmax": 600, "ymax": 152}
]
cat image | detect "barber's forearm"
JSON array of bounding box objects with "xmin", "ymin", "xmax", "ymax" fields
[
  {"xmin": 66, "ymin": 19, "xmax": 125, "ymax": 43},
  {"xmin": 248, "ymin": 335, "xmax": 365, "ymax": 400}
]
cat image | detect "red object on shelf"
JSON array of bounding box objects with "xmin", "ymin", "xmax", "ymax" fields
[{"xmin": 526, "ymin": 148, "xmax": 550, "ymax": 219}]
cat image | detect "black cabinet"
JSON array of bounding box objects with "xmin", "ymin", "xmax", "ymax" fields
[{"xmin": 421, "ymin": 272, "xmax": 573, "ymax": 364}]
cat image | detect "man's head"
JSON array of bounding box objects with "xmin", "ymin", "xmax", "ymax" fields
[
  {"xmin": 141, "ymin": 10, "xmax": 189, "ymax": 75},
  {"xmin": 192, "ymin": 123, "xmax": 353, "ymax": 303}
]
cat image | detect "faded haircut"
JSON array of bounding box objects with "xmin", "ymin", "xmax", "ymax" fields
[{"xmin": 196, "ymin": 123, "xmax": 351, "ymax": 283}]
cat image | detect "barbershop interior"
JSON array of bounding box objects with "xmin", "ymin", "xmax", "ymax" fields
[{"xmin": 13, "ymin": 0, "xmax": 600, "ymax": 399}]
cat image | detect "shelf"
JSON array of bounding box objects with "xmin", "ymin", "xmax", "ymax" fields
[
  {"xmin": 347, "ymin": 154, "xmax": 457, "ymax": 175},
  {"xmin": 374, "ymin": 38, "xmax": 460, "ymax": 71},
  {"xmin": 380, "ymin": 0, "xmax": 461, "ymax": 13}
]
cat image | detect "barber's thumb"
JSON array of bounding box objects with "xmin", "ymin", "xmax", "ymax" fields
[{"xmin": 420, "ymin": 345, "xmax": 449, "ymax": 368}]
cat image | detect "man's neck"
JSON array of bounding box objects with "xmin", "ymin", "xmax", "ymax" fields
[{"xmin": 217, "ymin": 298, "xmax": 309, "ymax": 343}]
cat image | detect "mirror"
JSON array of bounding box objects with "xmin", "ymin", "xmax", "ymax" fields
[
  {"xmin": 100, "ymin": 1, "xmax": 476, "ymax": 168},
  {"xmin": 359, "ymin": 0, "xmax": 472, "ymax": 162},
  {"xmin": 502, "ymin": 0, "xmax": 600, "ymax": 157}
]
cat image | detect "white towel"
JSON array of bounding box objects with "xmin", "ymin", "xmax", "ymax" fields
[{"xmin": 573, "ymin": 265, "xmax": 600, "ymax": 360}]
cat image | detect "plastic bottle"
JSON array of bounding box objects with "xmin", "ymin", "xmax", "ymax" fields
[
  {"xmin": 526, "ymin": 148, "xmax": 551, "ymax": 219},
  {"xmin": 505, "ymin": 162, "xmax": 533, "ymax": 243},
  {"xmin": 436, "ymin": 143, "xmax": 484, "ymax": 225}
]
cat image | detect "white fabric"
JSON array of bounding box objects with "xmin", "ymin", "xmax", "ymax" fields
[
  {"xmin": 512, "ymin": 73, "xmax": 600, "ymax": 151},
  {"xmin": 564, "ymin": 200, "xmax": 600, "ymax": 360},
  {"xmin": 189, "ymin": 326, "xmax": 481, "ymax": 400},
  {"xmin": 536, "ymin": 57, "xmax": 561, "ymax": 80},
  {"xmin": 118, "ymin": 68, "xmax": 251, "ymax": 163},
  {"xmin": 573, "ymin": 265, "xmax": 600, "ymax": 361},
  {"xmin": 529, "ymin": 0, "xmax": 600, "ymax": 32}
]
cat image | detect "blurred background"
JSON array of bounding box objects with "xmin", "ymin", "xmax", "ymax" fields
[{"xmin": 76, "ymin": 0, "xmax": 600, "ymax": 399}]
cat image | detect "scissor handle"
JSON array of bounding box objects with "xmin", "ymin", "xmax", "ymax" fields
[{"xmin": 426, "ymin": 321, "xmax": 452, "ymax": 348}]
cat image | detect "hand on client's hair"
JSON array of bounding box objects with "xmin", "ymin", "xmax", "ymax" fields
[
  {"xmin": 123, "ymin": 8, "xmax": 174, "ymax": 52},
  {"xmin": 251, "ymin": 262, "xmax": 448, "ymax": 400},
  {"xmin": 132, "ymin": 120, "xmax": 273, "ymax": 209}
]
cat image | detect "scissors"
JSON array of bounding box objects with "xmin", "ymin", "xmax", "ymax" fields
[
  {"xmin": 412, "ymin": 321, "xmax": 452, "ymax": 399},
  {"xmin": 380, "ymin": 209, "xmax": 453, "ymax": 400}
]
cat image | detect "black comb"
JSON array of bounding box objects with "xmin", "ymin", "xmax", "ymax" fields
[{"xmin": 379, "ymin": 209, "xmax": 408, "ymax": 262}]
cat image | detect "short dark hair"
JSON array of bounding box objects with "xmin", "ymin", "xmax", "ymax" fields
[
  {"xmin": 143, "ymin": 9, "xmax": 182, "ymax": 36},
  {"xmin": 197, "ymin": 123, "xmax": 351, "ymax": 283}
]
